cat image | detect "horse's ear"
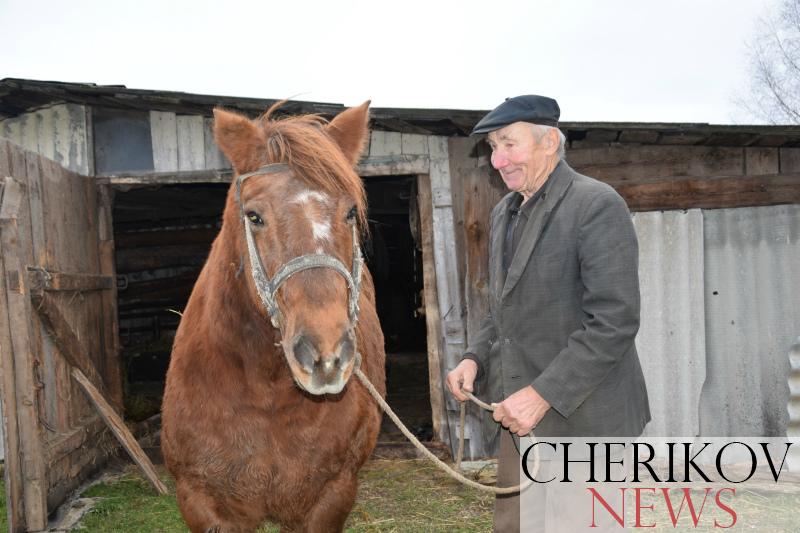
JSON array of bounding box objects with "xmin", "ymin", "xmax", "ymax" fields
[
  {"xmin": 213, "ymin": 108, "xmax": 264, "ymax": 173},
  {"xmin": 325, "ymin": 101, "xmax": 370, "ymax": 166}
]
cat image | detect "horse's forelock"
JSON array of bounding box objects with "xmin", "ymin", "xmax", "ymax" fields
[{"xmin": 255, "ymin": 104, "xmax": 368, "ymax": 232}]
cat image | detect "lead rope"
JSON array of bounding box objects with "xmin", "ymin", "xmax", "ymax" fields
[{"xmin": 353, "ymin": 362, "xmax": 538, "ymax": 495}]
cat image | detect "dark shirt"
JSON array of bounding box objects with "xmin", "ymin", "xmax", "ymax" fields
[{"xmin": 502, "ymin": 184, "xmax": 549, "ymax": 274}]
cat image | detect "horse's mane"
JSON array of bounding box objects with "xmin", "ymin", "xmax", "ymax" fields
[{"xmin": 257, "ymin": 103, "xmax": 368, "ymax": 230}]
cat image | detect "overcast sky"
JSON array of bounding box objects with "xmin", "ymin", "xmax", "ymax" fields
[{"xmin": 1, "ymin": 0, "xmax": 778, "ymax": 124}]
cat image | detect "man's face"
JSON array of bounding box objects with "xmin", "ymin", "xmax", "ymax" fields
[{"xmin": 487, "ymin": 122, "xmax": 554, "ymax": 195}]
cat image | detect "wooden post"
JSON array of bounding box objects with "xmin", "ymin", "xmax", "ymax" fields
[
  {"xmin": 0, "ymin": 176, "xmax": 48, "ymax": 531},
  {"xmin": 97, "ymin": 185, "xmax": 124, "ymax": 411},
  {"xmin": 426, "ymin": 136, "xmax": 472, "ymax": 457},
  {"xmin": 416, "ymin": 174, "xmax": 448, "ymax": 447},
  {"xmin": 0, "ymin": 176, "xmax": 28, "ymax": 532}
]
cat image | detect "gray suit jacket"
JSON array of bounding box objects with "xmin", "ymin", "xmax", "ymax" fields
[{"xmin": 465, "ymin": 161, "xmax": 650, "ymax": 438}]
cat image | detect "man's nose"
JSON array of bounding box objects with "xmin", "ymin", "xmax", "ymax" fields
[{"xmin": 491, "ymin": 151, "xmax": 508, "ymax": 169}]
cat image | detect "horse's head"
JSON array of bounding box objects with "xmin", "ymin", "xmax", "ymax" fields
[{"xmin": 213, "ymin": 102, "xmax": 371, "ymax": 395}]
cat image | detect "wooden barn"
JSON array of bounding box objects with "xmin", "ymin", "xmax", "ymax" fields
[{"xmin": 1, "ymin": 78, "xmax": 799, "ymax": 531}]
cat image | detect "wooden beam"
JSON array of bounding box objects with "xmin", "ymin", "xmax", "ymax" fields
[
  {"xmin": 31, "ymin": 290, "xmax": 106, "ymax": 392},
  {"xmin": 115, "ymin": 243, "xmax": 209, "ymax": 272},
  {"xmin": 115, "ymin": 227, "xmax": 218, "ymax": 248},
  {"xmin": 98, "ymin": 169, "xmax": 233, "ymax": 186},
  {"xmin": 617, "ymin": 173, "xmax": 800, "ymax": 211},
  {"xmin": 416, "ymin": 173, "xmax": 448, "ymax": 447},
  {"xmin": 0, "ymin": 176, "xmax": 48, "ymax": 531},
  {"xmin": 97, "ymin": 184, "xmax": 124, "ymax": 411},
  {"xmin": 96, "ymin": 155, "xmax": 431, "ymax": 186},
  {"xmin": 0, "ymin": 176, "xmax": 29, "ymax": 532},
  {"xmin": 28, "ymin": 268, "xmax": 113, "ymax": 292},
  {"xmin": 427, "ymin": 136, "xmax": 468, "ymax": 457},
  {"xmin": 70, "ymin": 368, "xmax": 168, "ymax": 495},
  {"xmin": 358, "ymin": 155, "xmax": 429, "ymax": 176}
]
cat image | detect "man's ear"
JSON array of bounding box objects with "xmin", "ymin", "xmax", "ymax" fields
[
  {"xmin": 213, "ymin": 108, "xmax": 265, "ymax": 173},
  {"xmin": 325, "ymin": 101, "xmax": 371, "ymax": 166},
  {"xmin": 544, "ymin": 128, "xmax": 560, "ymax": 155}
]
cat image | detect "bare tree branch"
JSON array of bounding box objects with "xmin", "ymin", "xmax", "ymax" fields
[{"xmin": 740, "ymin": 0, "xmax": 800, "ymax": 124}]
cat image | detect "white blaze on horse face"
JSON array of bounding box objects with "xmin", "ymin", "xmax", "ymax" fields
[
  {"xmin": 311, "ymin": 220, "xmax": 332, "ymax": 244},
  {"xmin": 291, "ymin": 189, "xmax": 333, "ymax": 247},
  {"xmin": 292, "ymin": 190, "xmax": 329, "ymax": 206}
]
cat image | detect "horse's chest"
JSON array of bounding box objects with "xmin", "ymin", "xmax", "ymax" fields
[{"xmin": 206, "ymin": 405, "xmax": 362, "ymax": 496}]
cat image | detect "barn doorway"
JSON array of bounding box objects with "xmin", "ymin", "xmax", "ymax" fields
[
  {"xmin": 362, "ymin": 176, "xmax": 432, "ymax": 446},
  {"xmin": 113, "ymin": 183, "xmax": 227, "ymax": 423},
  {"xmin": 112, "ymin": 176, "xmax": 433, "ymax": 446}
]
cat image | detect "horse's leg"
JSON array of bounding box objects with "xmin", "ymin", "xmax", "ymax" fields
[
  {"xmin": 298, "ymin": 472, "xmax": 358, "ymax": 533},
  {"xmin": 176, "ymin": 479, "xmax": 252, "ymax": 533}
]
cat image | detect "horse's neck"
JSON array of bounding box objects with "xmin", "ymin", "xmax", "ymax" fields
[{"xmin": 199, "ymin": 232, "xmax": 285, "ymax": 379}]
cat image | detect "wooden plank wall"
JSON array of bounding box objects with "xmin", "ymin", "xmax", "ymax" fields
[
  {"xmin": 0, "ymin": 140, "xmax": 119, "ymax": 528},
  {"xmin": 150, "ymin": 111, "xmax": 228, "ymax": 171},
  {"xmin": 367, "ymin": 130, "xmax": 429, "ymax": 159},
  {"xmin": 568, "ymin": 143, "xmax": 800, "ymax": 210},
  {"xmin": 0, "ymin": 104, "xmax": 92, "ymax": 175}
]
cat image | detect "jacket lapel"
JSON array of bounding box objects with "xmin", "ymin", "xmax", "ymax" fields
[
  {"xmin": 490, "ymin": 194, "xmax": 514, "ymax": 300},
  {"xmin": 501, "ymin": 161, "xmax": 575, "ymax": 301}
]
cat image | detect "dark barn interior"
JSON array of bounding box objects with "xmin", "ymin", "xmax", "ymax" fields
[{"xmin": 112, "ymin": 176, "xmax": 432, "ymax": 444}]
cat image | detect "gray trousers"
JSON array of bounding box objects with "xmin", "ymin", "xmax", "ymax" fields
[{"xmin": 494, "ymin": 431, "xmax": 629, "ymax": 533}]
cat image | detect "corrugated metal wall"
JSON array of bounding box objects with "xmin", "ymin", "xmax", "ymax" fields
[
  {"xmin": 700, "ymin": 204, "xmax": 800, "ymax": 437},
  {"xmin": 634, "ymin": 204, "xmax": 800, "ymax": 439},
  {"xmin": 634, "ymin": 209, "xmax": 706, "ymax": 438}
]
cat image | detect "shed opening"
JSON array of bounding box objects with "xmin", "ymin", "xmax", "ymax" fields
[{"xmin": 112, "ymin": 176, "xmax": 432, "ymax": 443}]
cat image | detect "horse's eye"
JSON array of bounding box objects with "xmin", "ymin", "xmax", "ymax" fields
[
  {"xmin": 346, "ymin": 206, "xmax": 357, "ymax": 221},
  {"xmin": 247, "ymin": 211, "xmax": 264, "ymax": 226}
]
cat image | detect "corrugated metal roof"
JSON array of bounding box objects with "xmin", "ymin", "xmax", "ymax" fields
[{"xmin": 5, "ymin": 78, "xmax": 800, "ymax": 144}]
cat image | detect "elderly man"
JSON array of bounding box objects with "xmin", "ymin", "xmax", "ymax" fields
[{"xmin": 446, "ymin": 95, "xmax": 650, "ymax": 531}]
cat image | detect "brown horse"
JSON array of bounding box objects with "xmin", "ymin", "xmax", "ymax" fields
[{"xmin": 161, "ymin": 102, "xmax": 386, "ymax": 532}]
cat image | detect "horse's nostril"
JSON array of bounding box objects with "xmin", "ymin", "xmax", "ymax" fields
[
  {"xmin": 292, "ymin": 335, "xmax": 318, "ymax": 372},
  {"xmin": 337, "ymin": 332, "xmax": 355, "ymax": 364}
]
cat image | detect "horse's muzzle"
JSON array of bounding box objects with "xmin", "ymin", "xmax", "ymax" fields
[{"xmin": 285, "ymin": 328, "xmax": 356, "ymax": 395}]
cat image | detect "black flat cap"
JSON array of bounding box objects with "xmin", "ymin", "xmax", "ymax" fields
[{"xmin": 471, "ymin": 94, "xmax": 560, "ymax": 135}]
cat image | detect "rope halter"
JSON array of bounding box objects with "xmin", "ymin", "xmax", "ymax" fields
[{"xmin": 235, "ymin": 164, "xmax": 364, "ymax": 334}]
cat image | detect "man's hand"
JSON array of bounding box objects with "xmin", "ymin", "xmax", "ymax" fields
[
  {"xmin": 493, "ymin": 386, "xmax": 550, "ymax": 436},
  {"xmin": 446, "ymin": 359, "xmax": 478, "ymax": 402}
]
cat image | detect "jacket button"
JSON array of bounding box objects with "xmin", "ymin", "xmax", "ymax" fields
[{"xmin": 504, "ymin": 339, "xmax": 510, "ymax": 345}]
